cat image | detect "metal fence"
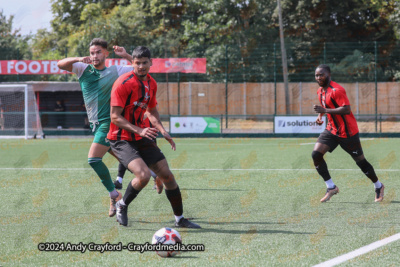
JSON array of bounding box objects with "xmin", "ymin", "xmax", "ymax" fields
[{"xmin": 1, "ymin": 41, "xmax": 400, "ymax": 83}]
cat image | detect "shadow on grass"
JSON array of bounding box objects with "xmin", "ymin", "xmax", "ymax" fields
[
  {"xmin": 126, "ymin": 220, "xmax": 314, "ymax": 235},
  {"xmin": 128, "ymin": 227, "xmax": 314, "ymax": 235},
  {"xmin": 181, "ymin": 188, "xmax": 246, "ymax": 191},
  {"xmin": 188, "ymin": 228, "xmax": 314, "ymax": 235},
  {"xmin": 334, "ymin": 202, "xmax": 376, "ymax": 204},
  {"xmin": 176, "ymin": 255, "xmax": 199, "ymax": 259},
  {"xmin": 134, "ymin": 218, "xmax": 279, "ymax": 226}
]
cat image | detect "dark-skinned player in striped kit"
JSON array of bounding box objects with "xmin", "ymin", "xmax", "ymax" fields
[{"xmin": 312, "ymin": 64, "xmax": 384, "ymax": 203}]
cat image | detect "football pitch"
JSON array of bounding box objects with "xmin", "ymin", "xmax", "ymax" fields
[{"xmin": 1, "ymin": 137, "xmax": 399, "ymax": 266}]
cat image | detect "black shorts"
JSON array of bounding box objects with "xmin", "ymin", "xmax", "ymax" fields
[
  {"xmin": 317, "ymin": 129, "xmax": 364, "ymax": 157},
  {"xmin": 108, "ymin": 138, "xmax": 165, "ymax": 168}
]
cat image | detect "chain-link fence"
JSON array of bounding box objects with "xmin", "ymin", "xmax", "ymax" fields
[{"xmin": 1, "ymin": 41, "xmax": 400, "ymax": 83}]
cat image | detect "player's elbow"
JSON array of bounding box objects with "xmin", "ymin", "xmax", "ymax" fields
[
  {"xmin": 57, "ymin": 61, "xmax": 68, "ymax": 71},
  {"xmin": 342, "ymin": 106, "xmax": 351, "ymax": 115},
  {"xmin": 110, "ymin": 114, "xmax": 119, "ymax": 125},
  {"xmin": 57, "ymin": 61, "xmax": 64, "ymax": 69}
]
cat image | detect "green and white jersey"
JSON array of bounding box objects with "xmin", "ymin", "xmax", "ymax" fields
[{"xmin": 72, "ymin": 62, "xmax": 133, "ymax": 124}]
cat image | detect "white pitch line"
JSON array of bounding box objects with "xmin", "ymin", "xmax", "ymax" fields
[
  {"xmin": 0, "ymin": 167, "xmax": 399, "ymax": 172},
  {"xmin": 313, "ymin": 233, "xmax": 400, "ymax": 267},
  {"xmin": 300, "ymin": 138, "xmax": 375, "ymax": 146}
]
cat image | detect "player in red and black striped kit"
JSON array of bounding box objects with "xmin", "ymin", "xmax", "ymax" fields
[
  {"xmin": 113, "ymin": 115, "xmax": 163, "ymax": 194},
  {"xmin": 107, "ymin": 46, "xmax": 200, "ymax": 228},
  {"xmin": 312, "ymin": 64, "xmax": 384, "ymax": 202}
]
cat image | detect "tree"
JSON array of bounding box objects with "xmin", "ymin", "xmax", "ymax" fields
[
  {"xmin": 30, "ymin": 0, "xmax": 400, "ymax": 83},
  {"xmin": 280, "ymin": 0, "xmax": 396, "ymax": 43},
  {"xmin": 0, "ymin": 11, "xmax": 31, "ymax": 59},
  {"xmin": 181, "ymin": 0, "xmax": 278, "ymax": 82},
  {"xmin": 277, "ymin": 0, "xmax": 398, "ymax": 81},
  {"xmin": 332, "ymin": 50, "xmax": 385, "ymax": 82},
  {"xmin": 0, "ymin": 11, "xmax": 32, "ymax": 81}
]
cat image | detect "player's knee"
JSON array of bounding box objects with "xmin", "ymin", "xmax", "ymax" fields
[
  {"xmin": 356, "ymin": 159, "xmax": 373, "ymax": 173},
  {"xmin": 160, "ymin": 173, "xmax": 176, "ymax": 187},
  {"xmin": 88, "ymin": 157, "xmax": 102, "ymax": 167},
  {"xmin": 138, "ymin": 178, "xmax": 150, "ymax": 188},
  {"xmin": 136, "ymin": 169, "xmax": 152, "ymax": 181},
  {"xmin": 311, "ymin": 151, "xmax": 323, "ymax": 162},
  {"xmin": 132, "ymin": 175, "xmax": 150, "ymax": 189}
]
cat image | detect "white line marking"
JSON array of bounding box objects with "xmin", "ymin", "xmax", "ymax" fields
[
  {"xmin": 0, "ymin": 167, "xmax": 399, "ymax": 172},
  {"xmin": 301, "ymin": 139, "xmax": 374, "ymax": 146},
  {"xmin": 313, "ymin": 233, "xmax": 400, "ymax": 267}
]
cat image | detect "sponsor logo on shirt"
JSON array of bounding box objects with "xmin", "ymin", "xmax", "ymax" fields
[{"xmin": 133, "ymin": 101, "xmax": 148, "ymax": 109}]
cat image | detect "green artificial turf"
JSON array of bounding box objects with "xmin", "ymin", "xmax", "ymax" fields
[{"xmin": 0, "ymin": 138, "xmax": 399, "ymax": 266}]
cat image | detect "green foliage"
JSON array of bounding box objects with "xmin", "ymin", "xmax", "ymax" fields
[
  {"xmin": 0, "ymin": 11, "xmax": 33, "ymax": 81},
  {"xmin": 0, "ymin": 11, "xmax": 31, "ymax": 60},
  {"xmin": 281, "ymin": 0, "xmax": 397, "ymax": 43},
  {"xmin": 278, "ymin": 0, "xmax": 398, "ymax": 82},
  {"xmin": 332, "ymin": 50, "xmax": 379, "ymax": 81},
  {"xmin": 2, "ymin": 0, "xmax": 400, "ymax": 82}
]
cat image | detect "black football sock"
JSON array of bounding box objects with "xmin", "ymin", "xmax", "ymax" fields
[
  {"xmin": 123, "ymin": 181, "xmax": 141, "ymax": 206},
  {"xmin": 311, "ymin": 151, "xmax": 331, "ymax": 181},
  {"xmin": 356, "ymin": 159, "xmax": 378, "ymax": 183},
  {"xmin": 118, "ymin": 163, "xmax": 127, "ymax": 179},
  {"xmin": 165, "ymin": 186, "xmax": 183, "ymax": 216}
]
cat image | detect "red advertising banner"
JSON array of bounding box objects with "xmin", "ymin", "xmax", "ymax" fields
[
  {"xmin": 150, "ymin": 58, "xmax": 206, "ymax": 73},
  {"xmin": 0, "ymin": 58, "xmax": 206, "ymax": 75}
]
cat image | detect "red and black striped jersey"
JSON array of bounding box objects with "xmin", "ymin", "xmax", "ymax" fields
[
  {"xmin": 317, "ymin": 81, "xmax": 359, "ymax": 138},
  {"xmin": 107, "ymin": 71, "xmax": 157, "ymax": 141}
]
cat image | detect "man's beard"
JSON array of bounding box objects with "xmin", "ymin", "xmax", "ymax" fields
[
  {"xmin": 319, "ymin": 79, "xmax": 329, "ymax": 87},
  {"xmin": 92, "ymin": 59, "xmax": 104, "ymax": 67}
]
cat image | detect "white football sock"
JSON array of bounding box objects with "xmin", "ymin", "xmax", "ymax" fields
[
  {"xmin": 374, "ymin": 181, "xmax": 382, "ymax": 189},
  {"xmin": 174, "ymin": 215, "xmax": 183, "ymax": 222},
  {"xmin": 117, "ymin": 177, "xmax": 123, "ymax": 183},
  {"xmin": 325, "ymin": 179, "xmax": 335, "ymax": 189}
]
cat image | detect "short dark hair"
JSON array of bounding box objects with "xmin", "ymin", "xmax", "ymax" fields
[
  {"xmin": 316, "ymin": 64, "xmax": 331, "ymax": 74},
  {"xmin": 132, "ymin": 46, "xmax": 151, "ymax": 59},
  {"xmin": 89, "ymin": 38, "xmax": 108, "ymax": 49}
]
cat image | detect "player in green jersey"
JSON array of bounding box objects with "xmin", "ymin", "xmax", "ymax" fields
[{"xmin": 57, "ymin": 38, "xmax": 134, "ymax": 217}]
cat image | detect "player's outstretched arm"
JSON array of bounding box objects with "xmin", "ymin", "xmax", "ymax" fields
[
  {"xmin": 146, "ymin": 107, "xmax": 176, "ymax": 151},
  {"xmin": 113, "ymin": 46, "xmax": 133, "ymax": 63},
  {"xmin": 110, "ymin": 106, "xmax": 158, "ymax": 140},
  {"xmin": 57, "ymin": 57, "xmax": 92, "ymax": 72}
]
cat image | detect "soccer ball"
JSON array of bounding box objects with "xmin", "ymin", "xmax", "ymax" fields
[{"xmin": 152, "ymin": 227, "xmax": 182, "ymax": 258}]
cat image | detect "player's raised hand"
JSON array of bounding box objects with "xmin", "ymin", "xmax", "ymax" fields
[
  {"xmin": 113, "ymin": 46, "xmax": 127, "ymax": 57},
  {"xmin": 162, "ymin": 132, "xmax": 176, "ymax": 151},
  {"xmin": 140, "ymin": 127, "xmax": 158, "ymax": 140},
  {"xmin": 314, "ymin": 105, "xmax": 326, "ymax": 114},
  {"xmin": 80, "ymin": 56, "xmax": 92, "ymax": 64}
]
